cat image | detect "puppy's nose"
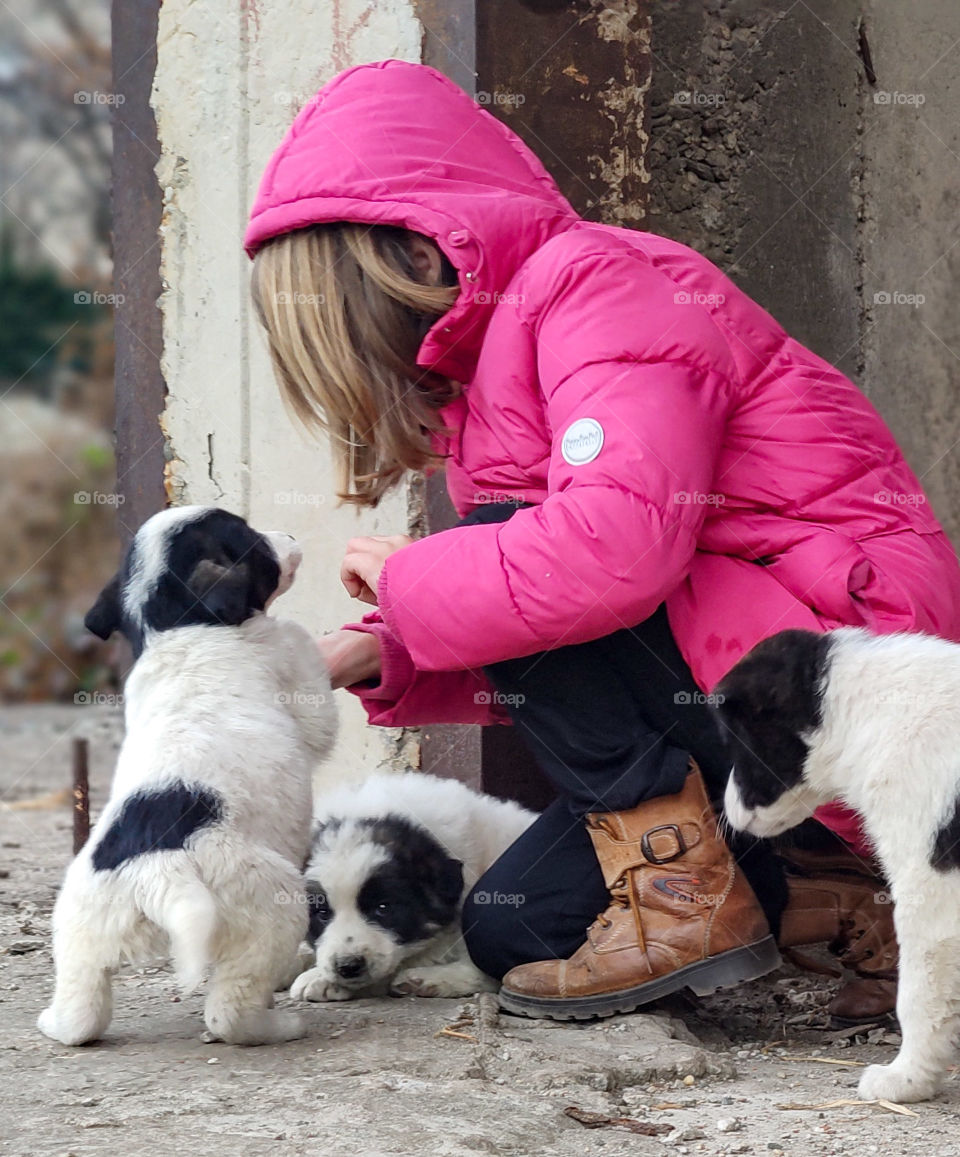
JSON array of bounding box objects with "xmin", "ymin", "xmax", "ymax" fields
[{"xmin": 335, "ymin": 954, "xmax": 367, "ymax": 979}]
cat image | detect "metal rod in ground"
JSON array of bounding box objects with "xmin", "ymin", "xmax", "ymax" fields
[{"xmin": 72, "ymin": 737, "xmax": 90, "ymax": 855}]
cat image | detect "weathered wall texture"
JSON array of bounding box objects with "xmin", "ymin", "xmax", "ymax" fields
[
  {"xmin": 647, "ymin": 0, "xmax": 960, "ymax": 545},
  {"xmin": 860, "ymin": 2, "xmax": 960, "ymax": 547},
  {"xmin": 478, "ymin": 0, "xmax": 650, "ymax": 224},
  {"xmin": 152, "ymin": 0, "xmax": 423, "ymax": 784}
]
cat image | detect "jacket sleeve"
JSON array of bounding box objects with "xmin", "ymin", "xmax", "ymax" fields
[
  {"xmin": 342, "ymin": 613, "xmax": 510, "ymax": 727},
  {"xmin": 378, "ymin": 252, "xmax": 738, "ymax": 671}
]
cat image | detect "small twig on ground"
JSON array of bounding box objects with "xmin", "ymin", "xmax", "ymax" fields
[
  {"xmin": 434, "ymin": 1026, "xmax": 478, "ymax": 1043},
  {"xmin": 564, "ymin": 1107, "xmax": 674, "ymax": 1135},
  {"xmin": 2, "ymin": 788, "xmax": 72, "ymax": 811},
  {"xmin": 778, "ymin": 1098, "xmax": 919, "ymax": 1117}
]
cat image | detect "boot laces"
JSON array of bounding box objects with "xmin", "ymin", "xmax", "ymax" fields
[{"xmin": 594, "ymin": 875, "xmax": 629, "ymax": 930}]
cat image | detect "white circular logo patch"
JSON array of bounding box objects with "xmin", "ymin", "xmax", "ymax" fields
[{"xmin": 561, "ymin": 418, "xmax": 604, "ymax": 466}]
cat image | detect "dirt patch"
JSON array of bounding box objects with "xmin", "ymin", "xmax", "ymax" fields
[{"xmin": 2, "ymin": 705, "xmax": 958, "ymax": 1156}]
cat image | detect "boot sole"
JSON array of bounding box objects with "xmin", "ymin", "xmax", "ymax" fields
[{"xmin": 497, "ymin": 936, "xmax": 782, "ymax": 1021}]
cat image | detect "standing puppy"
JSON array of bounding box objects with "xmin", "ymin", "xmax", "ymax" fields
[
  {"xmin": 716, "ymin": 627, "xmax": 960, "ymax": 1103},
  {"xmin": 38, "ymin": 506, "xmax": 337, "ymax": 1047}
]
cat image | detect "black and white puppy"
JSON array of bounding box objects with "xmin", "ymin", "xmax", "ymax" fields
[
  {"xmin": 289, "ymin": 772, "xmax": 535, "ymax": 1002},
  {"xmin": 716, "ymin": 627, "xmax": 960, "ymax": 1103},
  {"xmin": 38, "ymin": 505, "xmax": 337, "ymax": 1047}
]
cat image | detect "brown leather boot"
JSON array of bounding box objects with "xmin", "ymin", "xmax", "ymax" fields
[
  {"xmin": 778, "ymin": 850, "xmax": 898, "ymax": 1024},
  {"xmin": 498, "ymin": 765, "xmax": 780, "ymax": 1019}
]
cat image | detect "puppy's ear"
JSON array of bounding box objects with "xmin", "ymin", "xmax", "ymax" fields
[
  {"xmin": 429, "ymin": 855, "xmax": 464, "ymax": 914},
  {"xmin": 185, "ymin": 558, "xmax": 251, "ymax": 625},
  {"xmin": 84, "ymin": 573, "xmax": 123, "ymax": 640}
]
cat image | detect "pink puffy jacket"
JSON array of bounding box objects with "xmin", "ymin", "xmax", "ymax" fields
[{"xmin": 246, "ymin": 61, "xmax": 960, "ymax": 847}]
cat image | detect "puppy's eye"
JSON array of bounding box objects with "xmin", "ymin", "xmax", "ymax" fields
[
  {"xmin": 307, "ymin": 889, "xmax": 331, "ymax": 917},
  {"xmin": 376, "ymin": 902, "xmax": 390, "ymax": 914}
]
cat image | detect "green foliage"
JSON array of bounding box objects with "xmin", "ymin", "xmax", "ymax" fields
[
  {"xmin": 79, "ymin": 442, "xmax": 112, "ymax": 471},
  {"xmin": 0, "ymin": 226, "xmax": 99, "ymax": 392}
]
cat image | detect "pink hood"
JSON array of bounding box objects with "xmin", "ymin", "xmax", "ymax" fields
[{"xmin": 245, "ymin": 59, "xmax": 578, "ymax": 383}]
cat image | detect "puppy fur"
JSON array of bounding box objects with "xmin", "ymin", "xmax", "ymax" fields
[
  {"xmin": 39, "ymin": 506, "xmax": 337, "ymax": 1047},
  {"xmin": 716, "ymin": 627, "xmax": 960, "ymax": 1102},
  {"xmin": 289, "ymin": 772, "xmax": 535, "ymax": 1002}
]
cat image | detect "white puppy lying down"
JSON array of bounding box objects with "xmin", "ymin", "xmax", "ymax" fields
[
  {"xmin": 38, "ymin": 506, "xmax": 337, "ymax": 1047},
  {"xmin": 288, "ymin": 772, "xmax": 535, "ymax": 1002}
]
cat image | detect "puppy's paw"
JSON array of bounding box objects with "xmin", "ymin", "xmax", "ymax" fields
[
  {"xmin": 37, "ymin": 1006, "xmax": 98, "ymax": 1047},
  {"xmin": 289, "ymin": 967, "xmax": 353, "ymax": 1003},
  {"xmin": 389, "ymin": 965, "xmax": 495, "ymax": 998},
  {"xmin": 37, "ymin": 1007, "xmax": 60, "ymax": 1041},
  {"xmin": 858, "ymin": 1061, "xmax": 940, "ymax": 1104},
  {"xmin": 212, "ymin": 1009, "xmax": 307, "ymax": 1046},
  {"xmin": 389, "ymin": 971, "xmax": 440, "ymax": 998}
]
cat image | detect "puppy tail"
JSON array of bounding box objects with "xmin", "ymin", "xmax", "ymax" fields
[{"xmin": 157, "ymin": 875, "xmax": 220, "ymax": 995}]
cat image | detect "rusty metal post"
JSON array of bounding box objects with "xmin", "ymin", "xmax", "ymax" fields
[
  {"xmin": 72, "ymin": 737, "xmax": 90, "ymax": 855},
  {"xmin": 111, "ymin": 0, "xmax": 167, "ymax": 546}
]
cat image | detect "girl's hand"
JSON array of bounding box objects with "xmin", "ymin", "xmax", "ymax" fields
[
  {"xmin": 340, "ymin": 534, "xmax": 412, "ymax": 605},
  {"xmin": 317, "ymin": 630, "xmax": 381, "ymax": 689}
]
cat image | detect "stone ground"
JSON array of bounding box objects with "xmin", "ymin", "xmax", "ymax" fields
[{"xmin": 2, "ymin": 706, "xmax": 958, "ymax": 1157}]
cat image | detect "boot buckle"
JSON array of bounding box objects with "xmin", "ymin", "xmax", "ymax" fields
[{"xmin": 642, "ymin": 824, "xmax": 687, "ymax": 864}]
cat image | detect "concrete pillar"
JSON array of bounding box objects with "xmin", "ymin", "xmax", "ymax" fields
[
  {"xmin": 151, "ymin": 1, "xmax": 424, "ymax": 783},
  {"xmin": 861, "ymin": 1, "xmax": 960, "ymax": 545}
]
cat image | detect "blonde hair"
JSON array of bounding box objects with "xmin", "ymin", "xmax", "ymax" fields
[{"xmin": 250, "ymin": 223, "xmax": 459, "ymax": 507}]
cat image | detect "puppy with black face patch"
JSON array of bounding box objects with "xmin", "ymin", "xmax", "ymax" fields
[
  {"xmin": 288, "ymin": 772, "xmax": 535, "ymax": 1002},
  {"xmin": 38, "ymin": 506, "xmax": 337, "ymax": 1047},
  {"xmin": 716, "ymin": 626, "xmax": 960, "ymax": 1103}
]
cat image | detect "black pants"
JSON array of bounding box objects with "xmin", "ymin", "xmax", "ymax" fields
[{"xmin": 458, "ymin": 503, "xmax": 786, "ymax": 980}]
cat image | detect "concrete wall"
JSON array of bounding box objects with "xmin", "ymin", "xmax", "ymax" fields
[
  {"xmin": 151, "ymin": 1, "xmax": 423, "ymax": 784},
  {"xmin": 647, "ymin": 0, "xmax": 960, "ymax": 545}
]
